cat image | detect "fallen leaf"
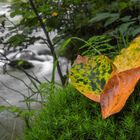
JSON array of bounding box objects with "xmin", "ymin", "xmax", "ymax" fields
[
  {"xmin": 100, "ymin": 66, "xmax": 140, "ymax": 119},
  {"xmin": 114, "ymin": 36, "xmax": 140, "ymax": 72},
  {"xmin": 69, "ymin": 36, "xmax": 140, "ymax": 119},
  {"xmin": 69, "ymin": 55, "xmax": 116, "ymax": 102},
  {"xmin": 100, "ymin": 35, "xmax": 140, "ymax": 119}
]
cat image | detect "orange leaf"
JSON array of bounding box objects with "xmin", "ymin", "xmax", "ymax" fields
[
  {"xmin": 75, "ymin": 55, "xmax": 88, "ymax": 64},
  {"xmin": 100, "ymin": 66, "xmax": 140, "ymax": 119}
]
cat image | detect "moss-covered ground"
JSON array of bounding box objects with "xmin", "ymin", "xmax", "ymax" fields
[{"xmin": 24, "ymin": 82, "xmax": 140, "ymax": 140}]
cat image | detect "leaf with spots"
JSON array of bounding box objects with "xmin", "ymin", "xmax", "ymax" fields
[
  {"xmin": 114, "ymin": 36, "xmax": 140, "ymax": 72},
  {"xmin": 69, "ymin": 36, "xmax": 140, "ymax": 119},
  {"xmin": 69, "ymin": 55, "xmax": 116, "ymax": 102}
]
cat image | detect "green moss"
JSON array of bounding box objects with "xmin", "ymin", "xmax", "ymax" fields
[{"xmin": 24, "ymin": 83, "xmax": 140, "ymax": 140}]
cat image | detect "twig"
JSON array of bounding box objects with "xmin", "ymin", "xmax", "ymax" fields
[
  {"xmin": 0, "ymin": 82, "xmax": 27, "ymax": 98},
  {"xmin": 0, "ymin": 96, "xmax": 13, "ymax": 106},
  {"xmin": 5, "ymin": 71, "xmax": 37, "ymax": 94},
  {"xmin": 28, "ymin": 0, "xmax": 65, "ymax": 85}
]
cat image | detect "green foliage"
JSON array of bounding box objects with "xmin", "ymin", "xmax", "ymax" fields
[
  {"xmin": 80, "ymin": 35, "xmax": 116, "ymax": 57},
  {"xmin": 89, "ymin": 13, "xmax": 119, "ymax": 24},
  {"xmin": 1, "ymin": 0, "xmax": 140, "ymax": 56},
  {"xmin": 24, "ymin": 85, "xmax": 140, "ymax": 140},
  {"xmin": 58, "ymin": 34, "xmax": 119, "ymax": 61},
  {"xmin": 53, "ymin": 0, "xmax": 140, "ymax": 59},
  {"xmin": 9, "ymin": 0, "xmax": 92, "ymax": 34},
  {"xmin": 7, "ymin": 34, "xmax": 27, "ymax": 47},
  {"xmin": 88, "ymin": 0, "xmax": 140, "ymax": 38}
]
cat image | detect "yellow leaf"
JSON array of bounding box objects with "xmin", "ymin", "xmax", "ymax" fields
[
  {"xmin": 114, "ymin": 35, "xmax": 140, "ymax": 72},
  {"xmin": 51, "ymin": 12, "xmax": 58, "ymax": 17},
  {"xmin": 69, "ymin": 55, "xmax": 116, "ymax": 102}
]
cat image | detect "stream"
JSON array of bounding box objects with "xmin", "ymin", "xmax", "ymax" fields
[{"xmin": 0, "ymin": 2, "xmax": 70, "ymax": 140}]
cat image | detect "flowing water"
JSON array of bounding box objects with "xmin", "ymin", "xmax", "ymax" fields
[{"xmin": 0, "ymin": 2, "xmax": 70, "ymax": 139}]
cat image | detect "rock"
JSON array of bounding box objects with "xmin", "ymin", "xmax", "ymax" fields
[
  {"xmin": 15, "ymin": 50, "xmax": 35, "ymax": 60},
  {"xmin": 8, "ymin": 59, "xmax": 34, "ymax": 69},
  {"xmin": 37, "ymin": 49, "xmax": 51, "ymax": 55}
]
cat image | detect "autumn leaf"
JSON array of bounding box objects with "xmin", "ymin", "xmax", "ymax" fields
[
  {"xmin": 100, "ymin": 35, "xmax": 140, "ymax": 119},
  {"xmin": 114, "ymin": 36, "xmax": 140, "ymax": 72},
  {"xmin": 69, "ymin": 36, "xmax": 140, "ymax": 119},
  {"xmin": 100, "ymin": 66, "xmax": 140, "ymax": 119},
  {"xmin": 69, "ymin": 55, "xmax": 116, "ymax": 102}
]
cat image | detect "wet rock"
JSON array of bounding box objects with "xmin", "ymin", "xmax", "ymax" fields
[
  {"xmin": 8, "ymin": 59, "xmax": 34, "ymax": 69},
  {"xmin": 15, "ymin": 50, "xmax": 35, "ymax": 60},
  {"xmin": 14, "ymin": 50, "xmax": 52, "ymax": 62},
  {"xmin": 37, "ymin": 49, "xmax": 51, "ymax": 55}
]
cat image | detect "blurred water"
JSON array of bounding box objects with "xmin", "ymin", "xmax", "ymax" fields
[{"xmin": 0, "ymin": 2, "xmax": 10, "ymax": 14}]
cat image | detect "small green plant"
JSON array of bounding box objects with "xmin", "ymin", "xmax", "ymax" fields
[
  {"xmin": 58, "ymin": 35, "xmax": 118, "ymax": 60},
  {"xmin": 79, "ymin": 35, "xmax": 116, "ymax": 58}
]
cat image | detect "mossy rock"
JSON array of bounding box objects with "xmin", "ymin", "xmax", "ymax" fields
[{"xmin": 9, "ymin": 59, "xmax": 34, "ymax": 69}]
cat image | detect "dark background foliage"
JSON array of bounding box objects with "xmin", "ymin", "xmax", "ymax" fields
[{"xmin": 1, "ymin": 0, "xmax": 140, "ymax": 60}]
